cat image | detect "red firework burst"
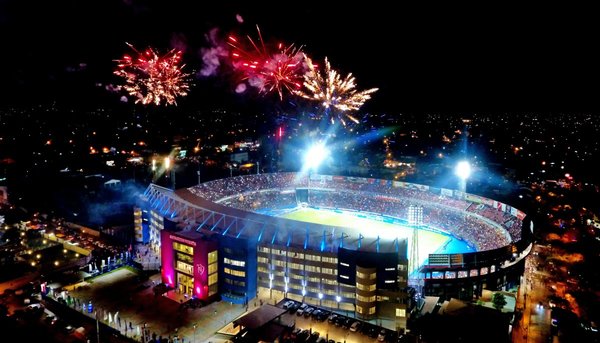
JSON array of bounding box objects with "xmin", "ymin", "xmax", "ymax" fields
[{"xmin": 228, "ymin": 26, "xmax": 306, "ymax": 100}]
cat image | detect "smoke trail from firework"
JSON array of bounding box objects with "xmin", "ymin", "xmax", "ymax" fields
[
  {"xmin": 200, "ymin": 28, "xmax": 230, "ymax": 77},
  {"xmin": 228, "ymin": 25, "xmax": 306, "ymax": 100},
  {"xmin": 295, "ymin": 56, "xmax": 378, "ymax": 126},
  {"xmin": 113, "ymin": 43, "xmax": 190, "ymax": 106}
]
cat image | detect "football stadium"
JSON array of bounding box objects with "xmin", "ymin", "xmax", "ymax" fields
[{"xmin": 136, "ymin": 172, "xmax": 532, "ymax": 330}]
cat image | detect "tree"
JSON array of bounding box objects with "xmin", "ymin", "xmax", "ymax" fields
[{"xmin": 492, "ymin": 293, "xmax": 507, "ymax": 311}]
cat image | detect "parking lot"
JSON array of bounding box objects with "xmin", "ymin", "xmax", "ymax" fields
[{"xmin": 277, "ymin": 299, "xmax": 398, "ymax": 343}]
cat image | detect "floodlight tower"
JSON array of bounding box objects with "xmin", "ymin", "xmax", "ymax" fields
[
  {"xmin": 304, "ymin": 142, "xmax": 329, "ymax": 191},
  {"xmin": 408, "ymin": 205, "xmax": 424, "ymax": 294},
  {"xmin": 455, "ymin": 160, "xmax": 471, "ymax": 193}
]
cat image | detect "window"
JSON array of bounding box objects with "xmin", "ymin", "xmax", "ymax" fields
[
  {"xmin": 208, "ymin": 250, "xmax": 218, "ymax": 264},
  {"xmin": 357, "ymin": 294, "xmax": 376, "ymax": 302},
  {"xmin": 175, "ymin": 261, "xmax": 193, "ymax": 275},
  {"xmin": 357, "ymin": 283, "xmax": 376, "ymax": 291},
  {"xmin": 340, "ymin": 275, "xmax": 349, "ymax": 279},
  {"xmin": 305, "ymin": 265, "xmax": 320, "ymax": 273},
  {"xmin": 290, "ymin": 252, "xmax": 304, "ymax": 259},
  {"xmin": 208, "ymin": 284, "xmax": 217, "ymax": 296},
  {"xmin": 384, "ymin": 280, "xmax": 395, "ymax": 284},
  {"xmin": 322, "ymin": 268, "xmax": 334, "ymax": 275},
  {"xmin": 356, "ymin": 305, "xmax": 363, "ymax": 314},
  {"xmin": 173, "ymin": 242, "xmax": 193, "ymax": 255},
  {"xmin": 257, "ymin": 257, "xmax": 268, "ymax": 264},
  {"xmin": 224, "ymin": 258, "xmax": 246, "ymax": 267},
  {"xmin": 322, "ymin": 256, "xmax": 337, "ymax": 264},
  {"xmin": 290, "ymin": 273, "xmax": 304, "ymax": 280},
  {"xmin": 288, "ymin": 262, "xmax": 303, "ymax": 270},
  {"xmin": 176, "ymin": 252, "xmax": 193, "ymax": 264},
  {"xmin": 368, "ymin": 307, "xmax": 376, "ymax": 314},
  {"xmin": 340, "ymin": 262, "xmax": 350, "ymax": 267},
  {"xmin": 208, "ymin": 273, "xmax": 218, "ymax": 285},
  {"xmin": 208, "ymin": 263, "xmax": 217, "ymax": 275},
  {"xmin": 357, "ymin": 271, "xmax": 376, "ymax": 280},
  {"xmin": 385, "ymin": 267, "xmax": 395, "ymax": 271},
  {"xmin": 224, "ymin": 268, "xmax": 246, "ymax": 277},
  {"xmin": 396, "ymin": 308, "xmax": 406, "ymax": 317}
]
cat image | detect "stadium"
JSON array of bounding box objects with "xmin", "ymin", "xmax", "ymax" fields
[{"xmin": 135, "ymin": 172, "xmax": 532, "ymax": 330}]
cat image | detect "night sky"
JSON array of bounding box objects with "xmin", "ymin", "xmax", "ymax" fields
[{"xmin": 1, "ymin": 1, "xmax": 599, "ymax": 112}]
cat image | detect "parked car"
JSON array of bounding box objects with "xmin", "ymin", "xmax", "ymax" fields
[{"xmin": 350, "ymin": 321, "xmax": 362, "ymax": 332}]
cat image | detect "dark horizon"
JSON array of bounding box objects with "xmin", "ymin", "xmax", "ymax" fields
[{"xmin": 1, "ymin": 1, "xmax": 599, "ymax": 113}]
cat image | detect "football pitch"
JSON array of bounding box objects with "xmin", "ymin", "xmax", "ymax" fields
[{"xmin": 279, "ymin": 207, "xmax": 456, "ymax": 268}]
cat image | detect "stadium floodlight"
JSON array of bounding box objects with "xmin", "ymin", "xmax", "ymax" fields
[
  {"xmin": 455, "ymin": 160, "xmax": 471, "ymax": 180},
  {"xmin": 304, "ymin": 142, "xmax": 330, "ymax": 171}
]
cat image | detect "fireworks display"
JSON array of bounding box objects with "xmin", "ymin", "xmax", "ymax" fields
[
  {"xmin": 296, "ymin": 56, "xmax": 378, "ymax": 125},
  {"xmin": 114, "ymin": 43, "xmax": 190, "ymax": 106},
  {"xmin": 228, "ymin": 26, "xmax": 306, "ymax": 100}
]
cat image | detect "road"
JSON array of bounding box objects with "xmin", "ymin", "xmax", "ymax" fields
[{"xmin": 512, "ymin": 244, "xmax": 552, "ymax": 343}]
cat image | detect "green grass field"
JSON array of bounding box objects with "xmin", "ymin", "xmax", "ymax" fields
[{"xmin": 280, "ymin": 207, "xmax": 449, "ymax": 268}]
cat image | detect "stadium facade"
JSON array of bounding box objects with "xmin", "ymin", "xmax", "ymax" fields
[{"xmin": 135, "ymin": 172, "xmax": 531, "ymax": 330}]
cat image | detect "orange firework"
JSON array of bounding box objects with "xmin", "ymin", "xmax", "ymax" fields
[
  {"xmin": 295, "ymin": 56, "xmax": 378, "ymax": 126},
  {"xmin": 114, "ymin": 43, "xmax": 190, "ymax": 106}
]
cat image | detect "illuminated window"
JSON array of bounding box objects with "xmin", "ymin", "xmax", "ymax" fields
[
  {"xmin": 357, "ymin": 283, "xmax": 376, "ymax": 291},
  {"xmin": 396, "ymin": 308, "xmax": 406, "ymax": 317},
  {"xmin": 224, "ymin": 268, "xmax": 245, "ymax": 277},
  {"xmin": 357, "ymin": 294, "xmax": 376, "ymax": 302},
  {"xmin": 175, "ymin": 261, "xmax": 193, "ymax": 275},
  {"xmin": 224, "ymin": 258, "xmax": 245, "ymax": 267},
  {"xmin": 356, "ymin": 306, "xmax": 363, "ymax": 314},
  {"xmin": 340, "ymin": 262, "xmax": 350, "ymax": 267},
  {"xmin": 208, "ymin": 250, "xmax": 218, "ymax": 264},
  {"xmin": 208, "ymin": 273, "xmax": 218, "ymax": 285},
  {"xmin": 208, "ymin": 263, "xmax": 217, "ymax": 275},
  {"xmin": 173, "ymin": 242, "xmax": 193, "ymax": 255},
  {"xmin": 176, "ymin": 252, "xmax": 193, "ymax": 264},
  {"xmin": 368, "ymin": 307, "xmax": 376, "ymax": 314}
]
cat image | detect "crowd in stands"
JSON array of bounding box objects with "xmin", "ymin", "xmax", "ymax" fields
[{"xmin": 188, "ymin": 173, "xmax": 523, "ymax": 251}]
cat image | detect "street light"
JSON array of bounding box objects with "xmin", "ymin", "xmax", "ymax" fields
[
  {"xmin": 318, "ymin": 292, "xmax": 323, "ymax": 306},
  {"xmin": 193, "ymin": 324, "xmax": 197, "ymax": 343}
]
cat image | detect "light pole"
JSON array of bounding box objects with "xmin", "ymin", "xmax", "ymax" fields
[
  {"xmin": 318, "ymin": 292, "xmax": 323, "ymax": 307},
  {"xmin": 193, "ymin": 324, "xmax": 197, "ymax": 343},
  {"xmin": 197, "ymin": 162, "xmax": 201, "ymax": 185},
  {"xmin": 95, "ymin": 311, "xmax": 100, "ymax": 343}
]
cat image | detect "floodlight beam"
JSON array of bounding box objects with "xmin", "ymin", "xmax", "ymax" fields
[{"xmin": 455, "ymin": 160, "xmax": 471, "ymax": 180}]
